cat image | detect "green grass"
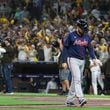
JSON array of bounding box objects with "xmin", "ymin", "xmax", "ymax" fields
[
  {"xmin": 0, "ymin": 96, "xmax": 62, "ymax": 105},
  {"xmin": 1, "ymin": 92, "xmax": 110, "ymax": 98},
  {"xmin": 0, "ymin": 93, "xmax": 110, "ymax": 110},
  {"xmin": 0, "ymin": 93, "xmax": 64, "ymax": 105}
]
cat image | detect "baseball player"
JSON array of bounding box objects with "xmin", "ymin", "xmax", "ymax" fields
[
  {"xmin": 63, "ymin": 19, "xmax": 96, "ymax": 107},
  {"xmin": 89, "ymin": 58, "xmax": 104, "ymax": 95}
]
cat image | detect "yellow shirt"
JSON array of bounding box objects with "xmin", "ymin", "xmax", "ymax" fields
[{"xmin": 99, "ymin": 44, "xmax": 108, "ymax": 52}]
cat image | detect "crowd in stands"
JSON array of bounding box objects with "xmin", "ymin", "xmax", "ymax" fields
[
  {"xmin": 0, "ymin": 0, "xmax": 110, "ymax": 94},
  {"xmin": 0, "ymin": 0, "xmax": 110, "ymax": 63}
]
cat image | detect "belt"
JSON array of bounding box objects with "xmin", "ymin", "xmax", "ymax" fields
[{"xmin": 69, "ymin": 57, "xmax": 84, "ymax": 60}]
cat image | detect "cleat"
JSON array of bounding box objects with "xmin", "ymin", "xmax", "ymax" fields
[
  {"xmin": 79, "ymin": 99, "xmax": 87, "ymax": 107},
  {"xmin": 66, "ymin": 102, "xmax": 75, "ymax": 107}
]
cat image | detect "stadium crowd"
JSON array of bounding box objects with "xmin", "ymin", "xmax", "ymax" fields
[{"xmin": 0, "ymin": 0, "xmax": 110, "ymax": 94}]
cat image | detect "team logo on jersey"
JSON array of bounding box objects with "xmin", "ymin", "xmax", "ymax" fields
[{"xmin": 74, "ymin": 39, "xmax": 88, "ymax": 46}]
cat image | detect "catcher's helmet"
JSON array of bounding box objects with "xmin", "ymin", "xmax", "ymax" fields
[{"xmin": 76, "ymin": 19, "xmax": 88, "ymax": 31}]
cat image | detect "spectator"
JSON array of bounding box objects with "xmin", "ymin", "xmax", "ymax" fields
[
  {"xmin": 1, "ymin": 40, "xmax": 15, "ymax": 94},
  {"xmin": 45, "ymin": 77, "xmax": 58, "ymax": 94},
  {"xmin": 98, "ymin": 38, "xmax": 109, "ymax": 63},
  {"xmin": 58, "ymin": 37, "xmax": 70, "ymax": 95},
  {"xmin": 27, "ymin": 44, "xmax": 38, "ymax": 62},
  {"xmin": 17, "ymin": 41, "xmax": 29, "ymax": 62},
  {"xmin": 43, "ymin": 42, "xmax": 52, "ymax": 62}
]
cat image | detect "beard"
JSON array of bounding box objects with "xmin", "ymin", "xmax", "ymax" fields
[{"xmin": 76, "ymin": 29, "xmax": 85, "ymax": 36}]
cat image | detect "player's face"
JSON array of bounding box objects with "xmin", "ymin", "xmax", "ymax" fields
[{"xmin": 77, "ymin": 26, "xmax": 85, "ymax": 35}]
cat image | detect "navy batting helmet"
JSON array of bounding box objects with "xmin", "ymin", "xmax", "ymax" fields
[{"xmin": 76, "ymin": 19, "xmax": 88, "ymax": 31}]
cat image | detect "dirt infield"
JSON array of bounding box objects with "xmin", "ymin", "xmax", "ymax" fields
[
  {"xmin": 0, "ymin": 96, "xmax": 110, "ymax": 109},
  {"xmin": 22, "ymin": 96, "xmax": 110, "ymax": 107}
]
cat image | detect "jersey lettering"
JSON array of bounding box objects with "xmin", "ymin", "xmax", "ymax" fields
[{"xmin": 74, "ymin": 39, "xmax": 88, "ymax": 46}]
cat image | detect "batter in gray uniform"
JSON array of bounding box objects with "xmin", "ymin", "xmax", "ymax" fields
[{"xmin": 63, "ymin": 19, "xmax": 96, "ymax": 107}]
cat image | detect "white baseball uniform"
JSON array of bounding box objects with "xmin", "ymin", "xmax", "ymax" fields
[{"xmin": 89, "ymin": 59, "xmax": 104, "ymax": 95}]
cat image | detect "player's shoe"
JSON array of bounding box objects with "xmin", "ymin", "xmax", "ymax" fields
[
  {"xmin": 66, "ymin": 102, "xmax": 75, "ymax": 107},
  {"xmin": 79, "ymin": 99, "xmax": 87, "ymax": 107}
]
